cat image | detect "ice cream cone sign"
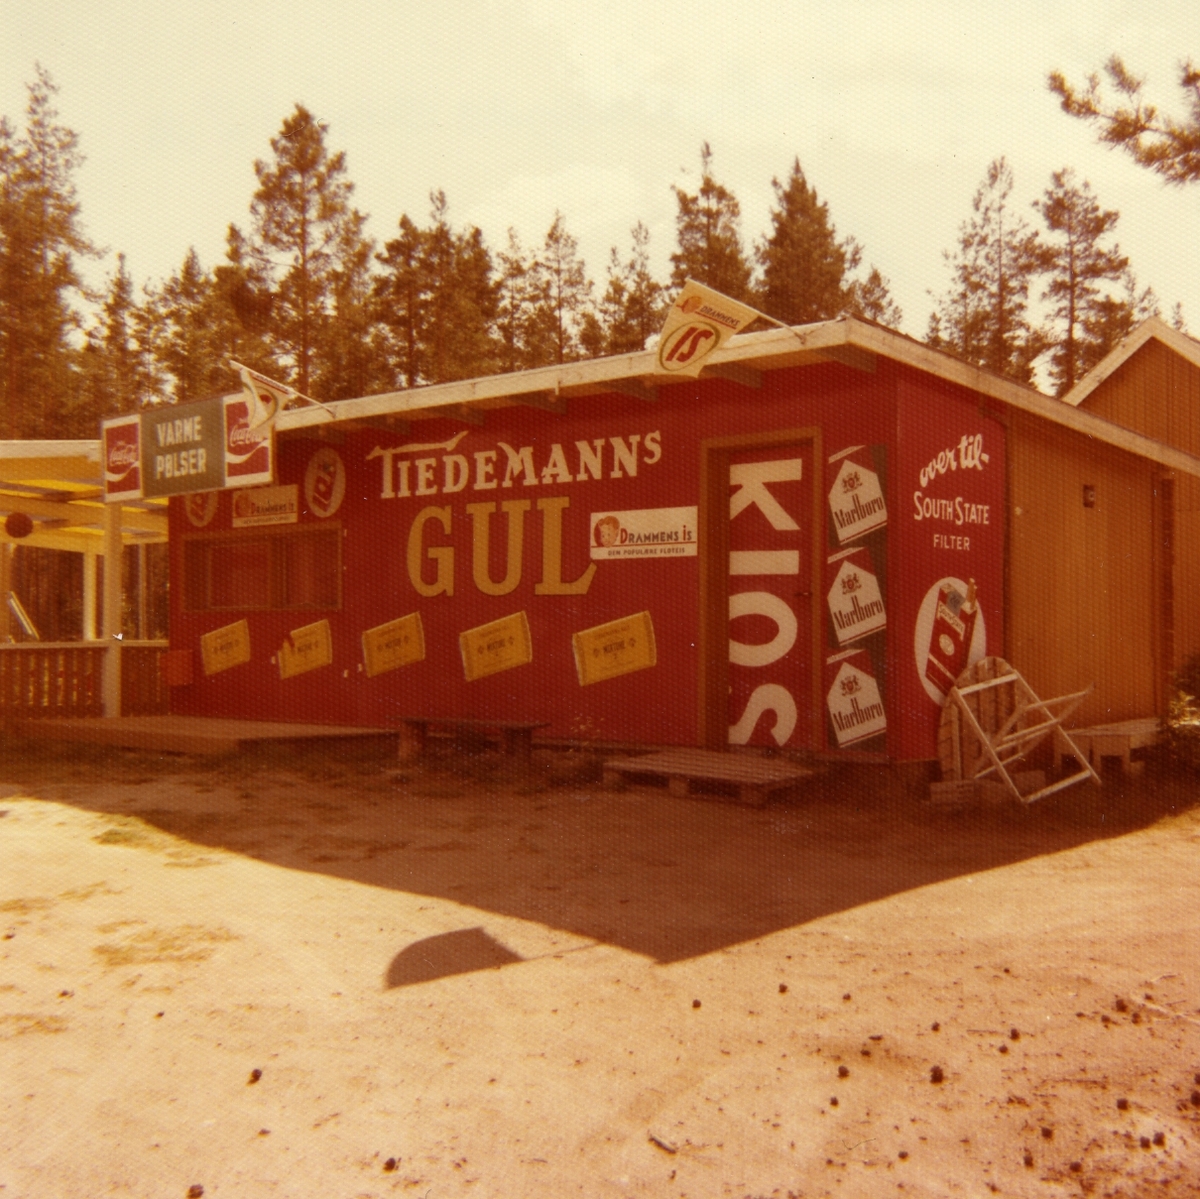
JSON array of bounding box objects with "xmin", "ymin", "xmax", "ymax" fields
[{"xmin": 655, "ymin": 280, "xmax": 759, "ymax": 376}]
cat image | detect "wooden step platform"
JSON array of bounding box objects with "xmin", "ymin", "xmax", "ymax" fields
[
  {"xmin": 393, "ymin": 716, "xmax": 549, "ymax": 763},
  {"xmin": 602, "ymin": 748, "xmax": 816, "ymax": 806},
  {"xmin": 14, "ymin": 715, "xmax": 393, "ymax": 756},
  {"xmin": 1053, "ymin": 717, "xmax": 1161, "ymax": 777}
]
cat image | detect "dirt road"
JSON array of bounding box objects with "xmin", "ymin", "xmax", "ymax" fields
[{"xmin": 1, "ymin": 739, "xmax": 1198, "ymax": 1197}]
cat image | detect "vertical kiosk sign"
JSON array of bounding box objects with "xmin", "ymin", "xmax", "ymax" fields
[{"xmin": 101, "ymin": 395, "xmax": 274, "ymax": 501}]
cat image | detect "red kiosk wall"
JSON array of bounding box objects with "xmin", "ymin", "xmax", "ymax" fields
[{"xmin": 167, "ymin": 362, "xmax": 974, "ymax": 755}]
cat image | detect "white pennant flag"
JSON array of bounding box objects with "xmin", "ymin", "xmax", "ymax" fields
[{"xmin": 230, "ymin": 360, "xmax": 293, "ymax": 430}]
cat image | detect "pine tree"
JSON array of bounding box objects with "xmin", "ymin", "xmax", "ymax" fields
[
  {"xmin": 670, "ymin": 143, "xmax": 752, "ymax": 301},
  {"xmin": 928, "ymin": 158, "xmax": 1050, "ymax": 384},
  {"xmin": 75, "ymin": 253, "xmax": 159, "ymax": 424},
  {"xmin": 145, "ymin": 247, "xmax": 237, "ymax": 404},
  {"xmin": 0, "ymin": 66, "xmax": 95, "ymax": 437},
  {"xmin": 845, "ymin": 266, "xmax": 903, "ymax": 328},
  {"xmin": 417, "ymin": 191, "xmax": 496, "ymax": 384},
  {"xmin": 1050, "ymin": 57, "xmax": 1200, "ymax": 185},
  {"xmin": 758, "ymin": 158, "xmax": 854, "ymax": 324},
  {"xmin": 595, "ymin": 221, "xmax": 665, "ymax": 355},
  {"xmin": 215, "ymin": 224, "xmax": 275, "ymax": 358},
  {"xmin": 1076, "ymin": 274, "xmax": 1158, "ymax": 368},
  {"xmin": 494, "ymin": 229, "xmax": 533, "ymax": 374},
  {"xmin": 313, "ymin": 219, "xmax": 386, "ymax": 401},
  {"xmin": 248, "ymin": 105, "xmax": 371, "ymax": 396},
  {"xmin": 756, "ymin": 158, "xmax": 902, "ymax": 330},
  {"xmin": 1034, "ymin": 168, "xmax": 1143, "ymax": 395},
  {"xmin": 374, "ymin": 214, "xmax": 424, "ymax": 388},
  {"xmin": 524, "ymin": 212, "xmax": 592, "ymax": 366},
  {"xmin": 374, "ymin": 192, "xmax": 498, "ymax": 387}
]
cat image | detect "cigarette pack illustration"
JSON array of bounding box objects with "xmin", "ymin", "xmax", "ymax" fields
[{"xmin": 923, "ymin": 579, "xmax": 978, "ymax": 695}]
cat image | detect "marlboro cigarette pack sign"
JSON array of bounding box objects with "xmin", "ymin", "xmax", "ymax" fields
[
  {"xmin": 826, "ymin": 660, "xmax": 887, "ymax": 747},
  {"xmin": 827, "ymin": 557, "xmax": 886, "ymax": 646},
  {"xmin": 828, "ymin": 456, "xmax": 887, "ymax": 544}
]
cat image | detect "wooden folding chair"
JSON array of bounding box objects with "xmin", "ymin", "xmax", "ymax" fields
[{"xmin": 937, "ymin": 657, "xmax": 1100, "ymax": 803}]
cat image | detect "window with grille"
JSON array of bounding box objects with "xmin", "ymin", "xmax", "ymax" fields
[{"xmin": 183, "ymin": 526, "xmax": 341, "ymax": 612}]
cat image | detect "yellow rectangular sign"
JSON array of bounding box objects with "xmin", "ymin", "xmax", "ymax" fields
[
  {"xmin": 572, "ymin": 611, "xmax": 657, "ymax": 686},
  {"xmin": 459, "ymin": 610, "xmax": 532, "ymax": 682},
  {"xmin": 278, "ymin": 619, "xmax": 333, "ymax": 680},
  {"xmin": 200, "ymin": 619, "xmax": 251, "ymax": 676},
  {"xmin": 361, "ymin": 612, "xmax": 425, "ymax": 678}
]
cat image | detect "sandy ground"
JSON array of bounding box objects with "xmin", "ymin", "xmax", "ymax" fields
[{"xmin": 1, "ymin": 737, "xmax": 1199, "ymax": 1199}]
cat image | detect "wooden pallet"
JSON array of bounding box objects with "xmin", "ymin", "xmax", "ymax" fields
[{"xmin": 602, "ymin": 748, "xmax": 815, "ymax": 807}]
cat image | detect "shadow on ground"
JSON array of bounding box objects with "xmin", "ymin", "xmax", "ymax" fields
[{"xmin": 4, "ymin": 735, "xmax": 1197, "ymax": 965}]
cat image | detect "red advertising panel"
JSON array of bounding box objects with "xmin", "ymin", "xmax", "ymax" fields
[
  {"xmin": 892, "ymin": 376, "xmax": 1007, "ymax": 761},
  {"xmin": 103, "ymin": 396, "xmax": 274, "ymax": 501},
  {"xmin": 726, "ymin": 444, "xmax": 814, "ymax": 749}
]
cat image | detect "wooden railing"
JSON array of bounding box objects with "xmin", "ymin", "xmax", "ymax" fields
[{"xmin": 0, "ymin": 641, "xmax": 169, "ymax": 719}]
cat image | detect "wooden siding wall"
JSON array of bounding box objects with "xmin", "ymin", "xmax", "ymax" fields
[
  {"xmin": 1176, "ymin": 473, "xmax": 1200, "ymax": 676},
  {"xmin": 1075, "ymin": 339, "xmax": 1200, "ymax": 678},
  {"xmin": 1008, "ymin": 413, "xmax": 1159, "ymax": 725},
  {"xmin": 1082, "ymin": 339, "xmax": 1200, "ymax": 449}
]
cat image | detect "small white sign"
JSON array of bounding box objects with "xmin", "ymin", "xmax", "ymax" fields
[
  {"xmin": 231, "ymin": 484, "xmax": 298, "ymax": 528},
  {"xmin": 826, "ymin": 661, "xmax": 887, "ymax": 748},
  {"xmin": 827, "ymin": 557, "xmax": 887, "ymax": 645},
  {"xmin": 590, "ymin": 506, "xmax": 697, "ymax": 559},
  {"xmin": 828, "ymin": 456, "xmax": 887, "ymax": 544}
]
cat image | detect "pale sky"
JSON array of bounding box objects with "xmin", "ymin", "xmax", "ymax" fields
[{"xmin": 4, "ymin": 0, "xmax": 1199, "ymax": 379}]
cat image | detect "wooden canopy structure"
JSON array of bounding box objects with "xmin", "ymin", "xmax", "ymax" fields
[{"xmin": 0, "ymin": 439, "xmax": 167, "ymax": 715}]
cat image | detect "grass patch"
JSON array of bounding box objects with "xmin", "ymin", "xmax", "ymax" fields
[
  {"xmin": 0, "ymin": 1013, "xmax": 68, "ymax": 1037},
  {"xmin": 93, "ymin": 923, "xmax": 238, "ymax": 967},
  {"xmin": 0, "ymin": 896, "xmax": 55, "ymax": 915},
  {"xmin": 90, "ymin": 814, "xmax": 218, "ymax": 867}
]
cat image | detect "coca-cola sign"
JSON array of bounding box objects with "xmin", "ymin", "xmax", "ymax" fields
[
  {"xmin": 102, "ymin": 393, "xmax": 274, "ymax": 501},
  {"xmin": 223, "ymin": 396, "xmax": 273, "ymax": 487},
  {"xmin": 102, "ymin": 415, "xmax": 142, "ymax": 499},
  {"xmin": 107, "ymin": 441, "xmax": 139, "ymax": 470}
]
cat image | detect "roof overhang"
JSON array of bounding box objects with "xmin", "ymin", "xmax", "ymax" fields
[
  {"xmin": 275, "ymin": 316, "xmax": 1200, "ymax": 483},
  {"xmin": 0, "ymin": 439, "xmax": 167, "ymax": 554},
  {"xmin": 9, "ymin": 316, "xmax": 1196, "ymax": 550}
]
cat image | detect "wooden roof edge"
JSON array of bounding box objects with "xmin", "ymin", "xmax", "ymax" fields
[
  {"xmin": 279, "ymin": 315, "xmax": 1200, "ymax": 480},
  {"xmin": 1061, "ymin": 316, "xmax": 1200, "ymax": 409},
  {"xmin": 274, "ymin": 320, "xmax": 870, "ymax": 430},
  {"xmin": 840, "ymin": 319, "xmax": 1200, "ymax": 481},
  {"xmin": 275, "ymin": 352, "xmax": 662, "ymax": 429},
  {"xmin": 0, "ymin": 439, "xmax": 101, "ymax": 461}
]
